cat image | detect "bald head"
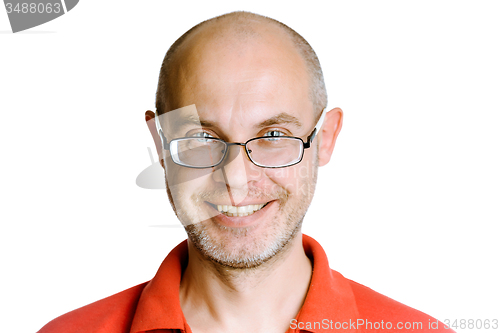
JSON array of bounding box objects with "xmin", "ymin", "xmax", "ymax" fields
[{"xmin": 156, "ymin": 11, "xmax": 327, "ymax": 118}]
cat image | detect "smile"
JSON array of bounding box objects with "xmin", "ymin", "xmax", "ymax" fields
[{"xmin": 210, "ymin": 203, "xmax": 269, "ymax": 217}]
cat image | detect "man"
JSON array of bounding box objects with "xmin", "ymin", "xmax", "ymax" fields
[{"xmin": 39, "ymin": 11, "xmax": 452, "ymax": 333}]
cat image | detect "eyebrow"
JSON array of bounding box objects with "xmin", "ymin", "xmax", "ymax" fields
[
  {"xmin": 169, "ymin": 112, "xmax": 303, "ymax": 131},
  {"xmin": 171, "ymin": 115, "xmax": 216, "ymax": 129},
  {"xmin": 255, "ymin": 112, "xmax": 303, "ymax": 129}
]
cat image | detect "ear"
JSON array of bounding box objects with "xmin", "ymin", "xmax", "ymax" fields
[
  {"xmin": 145, "ymin": 110, "xmax": 165, "ymax": 169},
  {"xmin": 318, "ymin": 107, "xmax": 343, "ymax": 167}
]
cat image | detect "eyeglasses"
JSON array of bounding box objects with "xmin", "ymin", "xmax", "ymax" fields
[{"xmin": 156, "ymin": 109, "xmax": 325, "ymax": 169}]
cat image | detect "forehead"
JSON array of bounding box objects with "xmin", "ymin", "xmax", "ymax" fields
[{"xmin": 165, "ymin": 21, "xmax": 314, "ymax": 128}]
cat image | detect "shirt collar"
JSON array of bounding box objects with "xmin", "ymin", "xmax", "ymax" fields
[
  {"xmin": 130, "ymin": 234, "xmax": 359, "ymax": 333},
  {"xmin": 295, "ymin": 235, "xmax": 360, "ymax": 332},
  {"xmin": 130, "ymin": 240, "xmax": 188, "ymax": 333}
]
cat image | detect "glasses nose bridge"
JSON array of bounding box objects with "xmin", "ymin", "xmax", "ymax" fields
[
  {"xmin": 226, "ymin": 142, "xmax": 246, "ymax": 147},
  {"xmin": 223, "ymin": 141, "xmax": 252, "ymax": 164}
]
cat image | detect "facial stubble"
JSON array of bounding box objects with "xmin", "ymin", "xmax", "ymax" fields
[{"xmin": 165, "ymin": 154, "xmax": 319, "ymax": 270}]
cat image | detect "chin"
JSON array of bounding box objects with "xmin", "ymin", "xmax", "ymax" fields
[{"xmin": 184, "ymin": 210, "xmax": 304, "ymax": 269}]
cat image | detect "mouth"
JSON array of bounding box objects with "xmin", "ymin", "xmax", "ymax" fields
[{"xmin": 207, "ymin": 202, "xmax": 270, "ymax": 217}]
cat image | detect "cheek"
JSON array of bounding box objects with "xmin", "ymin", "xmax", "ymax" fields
[
  {"xmin": 265, "ymin": 156, "xmax": 317, "ymax": 197},
  {"xmin": 165, "ymin": 162, "xmax": 213, "ymax": 197}
]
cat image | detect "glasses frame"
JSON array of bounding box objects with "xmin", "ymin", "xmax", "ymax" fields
[{"xmin": 155, "ymin": 109, "xmax": 326, "ymax": 169}]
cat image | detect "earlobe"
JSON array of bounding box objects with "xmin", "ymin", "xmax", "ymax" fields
[
  {"xmin": 145, "ymin": 110, "xmax": 165, "ymax": 169},
  {"xmin": 318, "ymin": 107, "xmax": 343, "ymax": 167}
]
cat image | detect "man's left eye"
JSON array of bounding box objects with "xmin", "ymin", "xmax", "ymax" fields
[
  {"xmin": 263, "ymin": 130, "xmax": 285, "ymax": 137},
  {"xmin": 262, "ymin": 130, "xmax": 286, "ymax": 142}
]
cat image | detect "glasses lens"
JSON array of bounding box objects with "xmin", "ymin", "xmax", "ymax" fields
[
  {"xmin": 247, "ymin": 137, "xmax": 303, "ymax": 167},
  {"xmin": 171, "ymin": 138, "xmax": 226, "ymax": 167}
]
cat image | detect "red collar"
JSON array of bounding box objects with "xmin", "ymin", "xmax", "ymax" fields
[{"xmin": 130, "ymin": 234, "xmax": 359, "ymax": 333}]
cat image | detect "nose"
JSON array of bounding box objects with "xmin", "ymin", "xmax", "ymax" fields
[{"xmin": 212, "ymin": 144, "xmax": 261, "ymax": 202}]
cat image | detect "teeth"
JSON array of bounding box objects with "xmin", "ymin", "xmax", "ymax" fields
[{"xmin": 215, "ymin": 203, "xmax": 266, "ymax": 217}]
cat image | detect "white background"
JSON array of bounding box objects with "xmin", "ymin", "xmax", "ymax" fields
[{"xmin": 1, "ymin": 1, "xmax": 499, "ymax": 332}]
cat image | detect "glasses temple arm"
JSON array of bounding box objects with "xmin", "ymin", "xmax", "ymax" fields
[
  {"xmin": 304, "ymin": 108, "xmax": 326, "ymax": 148},
  {"xmin": 155, "ymin": 111, "xmax": 170, "ymax": 150}
]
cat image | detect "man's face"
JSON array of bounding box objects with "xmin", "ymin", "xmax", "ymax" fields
[{"xmin": 161, "ymin": 25, "xmax": 320, "ymax": 268}]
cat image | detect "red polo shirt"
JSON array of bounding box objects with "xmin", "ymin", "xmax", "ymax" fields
[{"xmin": 38, "ymin": 235, "xmax": 453, "ymax": 333}]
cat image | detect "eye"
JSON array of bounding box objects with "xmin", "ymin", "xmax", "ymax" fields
[
  {"xmin": 263, "ymin": 130, "xmax": 285, "ymax": 141},
  {"xmin": 192, "ymin": 132, "xmax": 214, "ymax": 138},
  {"xmin": 191, "ymin": 131, "xmax": 216, "ymax": 142}
]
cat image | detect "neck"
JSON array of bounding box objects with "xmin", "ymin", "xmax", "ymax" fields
[{"xmin": 179, "ymin": 232, "xmax": 312, "ymax": 333}]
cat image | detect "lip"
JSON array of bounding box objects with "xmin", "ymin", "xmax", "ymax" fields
[
  {"xmin": 207, "ymin": 199, "xmax": 271, "ymax": 207},
  {"xmin": 205, "ymin": 200, "xmax": 276, "ymax": 228}
]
